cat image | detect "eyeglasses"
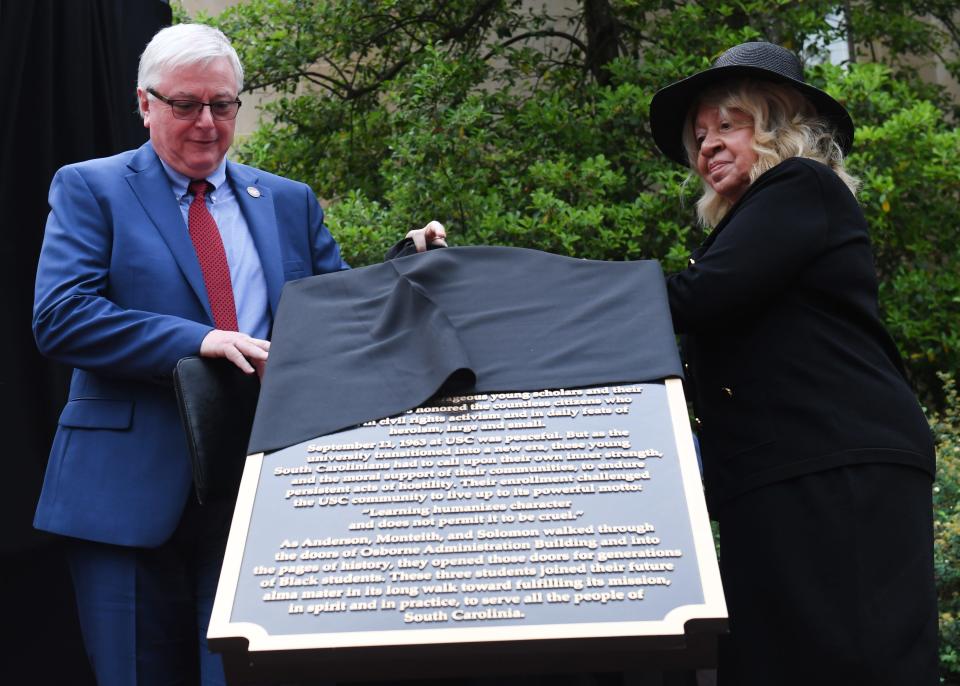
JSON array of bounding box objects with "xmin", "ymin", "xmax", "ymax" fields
[{"xmin": 147, "ymin": 88, "xmax": 242, "ymax": 121}]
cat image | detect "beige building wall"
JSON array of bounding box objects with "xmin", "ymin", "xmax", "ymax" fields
[{"xmin": 901, "ymin": 43, "xmax": 959, "ymax": 102}]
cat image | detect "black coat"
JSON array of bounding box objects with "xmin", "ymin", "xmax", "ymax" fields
[{"xmin": 667, "ymin": 157, "xmax": 934, "ymax": 509}]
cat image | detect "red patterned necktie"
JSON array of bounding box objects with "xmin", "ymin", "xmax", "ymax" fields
[{"xmin": 188, "ymin": 179, "xmax": 239, "ymax": 331}]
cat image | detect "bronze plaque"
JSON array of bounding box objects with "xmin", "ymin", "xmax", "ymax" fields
[{"xmin": 209, "ymin": 380, "xmax": 725, "ymax": 682}]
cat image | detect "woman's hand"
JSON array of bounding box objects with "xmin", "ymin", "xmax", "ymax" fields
[{"xmin": 405, "ymin": 220, "xmax": 447, "ymax": 252}]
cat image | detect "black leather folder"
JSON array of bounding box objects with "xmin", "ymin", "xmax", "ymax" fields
[{"xmin": 173, "ymin": 356, "xmax": 260, "ymax": 505}]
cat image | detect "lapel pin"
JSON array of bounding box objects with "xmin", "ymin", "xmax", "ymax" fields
[{"xmin": 247, "ymin": 186, "xmax": 261, "ymax": 198}]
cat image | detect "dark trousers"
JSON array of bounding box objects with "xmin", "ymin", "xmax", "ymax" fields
[
  {"xmin": 66, "ymin": 497, "xmax": 234, "ymax": 686},
  {"xmin": 714, "ymin": 463, "xmax": 938, "ymax": 686}
]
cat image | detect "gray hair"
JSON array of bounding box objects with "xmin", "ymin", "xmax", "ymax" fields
[
  {"xmin": 138, "ymin": 23, "xmax": 244, "ymax": 111},
  {"xmin": 682, "ymin": 79, "xmax": 859, "ymax": 228}
]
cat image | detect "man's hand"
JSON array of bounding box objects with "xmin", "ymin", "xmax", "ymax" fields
[
  {"xmin": 200, "ymin": 330, "xmax": 270, "ymax": 377},
  {"xmin": 405, "ymin": 220, "xmax": 447, "ymax": 252}
]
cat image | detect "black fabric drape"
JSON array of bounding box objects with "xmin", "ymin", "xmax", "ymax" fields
[
  {"xmin": 0, "ymin": 1, "xmax": 170, "ymax": 682},
  {"xmin": 251, "ymin": 247, "xmax": 681, "ymax": 455}
]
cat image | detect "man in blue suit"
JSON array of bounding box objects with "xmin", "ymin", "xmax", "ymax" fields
[{"xmin": 32, "ymin": 23, "xmax": 444, "ymax": 686}]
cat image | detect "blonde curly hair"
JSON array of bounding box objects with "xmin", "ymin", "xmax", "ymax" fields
[{"xmin": 682, "ymin": 78, "xmax": 859, "ymax": 228}]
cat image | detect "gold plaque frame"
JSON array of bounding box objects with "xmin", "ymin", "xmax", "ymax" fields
[{"xmin": 208, "ymin": 378, "xmax": 726, "ymax": 682}]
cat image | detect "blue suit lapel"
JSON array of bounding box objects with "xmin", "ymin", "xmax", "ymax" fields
[
  {"xmin": 228, "ymin": 162, "xmax": 285, "ymax": 316},
  {"xmin": 125, "ymin": 143, "xmax": 214, "ymax": 323}
]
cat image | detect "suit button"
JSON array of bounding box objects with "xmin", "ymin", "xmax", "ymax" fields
[
  {"xmin": 722, "ymin": 387, "xmax": 733, "ymax": 397},
  {"xmin": 689, "ymin": 258, "xmax": 696, "ymax": 265}
]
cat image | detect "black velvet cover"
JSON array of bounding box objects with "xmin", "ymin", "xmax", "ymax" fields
[{"xmin": 249, "ymin": 246, "xmax": 681, "ymax": 455}]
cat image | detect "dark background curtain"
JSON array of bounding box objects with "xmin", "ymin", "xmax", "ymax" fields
[{"xmin": 0, "ymin": 1, "xmax": 171, "ymax": 681}]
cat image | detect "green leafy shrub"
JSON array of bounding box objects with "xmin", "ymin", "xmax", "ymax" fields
[
  {"xmin": 933, "ymin": 373, "xmax": 960, "ymax": 683},
  {"xmin": 205, "ymin": 4, "xmax": 960, "ymax": 403}
]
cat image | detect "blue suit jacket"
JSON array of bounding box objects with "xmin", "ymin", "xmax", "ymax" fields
[{"xmin": 33, "ymin": 142, "xmax": 348, "ymax": 547}]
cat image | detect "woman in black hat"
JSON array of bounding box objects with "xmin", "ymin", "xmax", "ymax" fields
[{"xmin": 651, "ymin": 42, "xmax": 938, "ymax": 685}]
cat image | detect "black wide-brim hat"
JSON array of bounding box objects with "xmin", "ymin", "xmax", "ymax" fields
[{"xmin": 649, "ymin": 41, "xmax": 854, "ymax": 166}]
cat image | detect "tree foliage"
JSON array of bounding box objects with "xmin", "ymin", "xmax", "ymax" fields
[
  {"xmin": 184, "ymin": 0, "xmax": 960, "ymax": 404},
  {"xmin": 176, "ymin": 0, "xmax": 960, "ymax": 677},
  {"xmin": 932, "ymin": 373, "xmax": 960, "ymax": 681}
]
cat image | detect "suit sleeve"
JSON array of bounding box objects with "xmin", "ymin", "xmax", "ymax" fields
[
  {"xmin": 32, "ymin": 165, "xmax": 212, "ymax": 381},
  {"xmin": 667, "ymin": 159, "xmax": 830, "ymax": 333}
]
